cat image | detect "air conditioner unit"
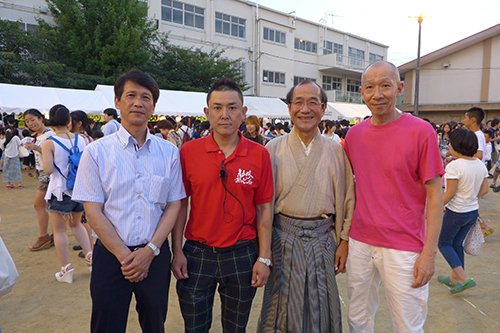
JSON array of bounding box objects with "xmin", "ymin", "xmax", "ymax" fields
[
  {"xmin": 40, "ymin": 6, "xmax": 48, "ymax": 14},
  {"xmin": 443, "ymin": 62, "xmax": 450, "ymax": 68}
]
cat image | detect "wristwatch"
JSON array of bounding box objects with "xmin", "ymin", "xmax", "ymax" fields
[
  {"xmin": 257, "ymin": 257, "xmax": 272, "ymax": 267},
  {"xmin": 147, "ymin": 242, "xmax": 160, "ymax": 256}
]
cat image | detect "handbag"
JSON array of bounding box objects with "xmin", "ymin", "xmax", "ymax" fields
[
  {"xmin": 463, "ymin": 219, "xmax": 485, "ymax": 256},
  {"xmin": 0, "ymin": 234, "xmax": 19, "ymax": 297},
  {"xmin": 19, "ymin": 146, "xmax": 29, "ymax": 158}
]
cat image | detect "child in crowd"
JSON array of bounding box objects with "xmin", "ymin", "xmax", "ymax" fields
[
  {"xmin": 21, "ymin": 129, "xmax": 36, "ymax": 177},
  {"xmin": 437, "ymin": 127, "xmax": 489, "ymax": 294},
  {"xmin": 483, "ymin": 129, "xmax": 493, "ymax": 176},
  {"xmin": 0, "ymin": 128, "xmax": 23, "ymax": 189}
]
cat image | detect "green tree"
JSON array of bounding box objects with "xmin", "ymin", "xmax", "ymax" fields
[
  {"xmin": 147, "ymin": 35, "xmax": 248, "ymax": 92},
  {"xmin": 38, "ymin": 0, "xmax": 157, "ymax": 78},
  {"xmin": 0, "ymin": 19, "xmax": 105, "ymax": 89}
]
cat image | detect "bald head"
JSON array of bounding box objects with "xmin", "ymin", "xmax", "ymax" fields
[{"xmin": 361, "ymin": 61, "xmax": 400, "ymax": 86}]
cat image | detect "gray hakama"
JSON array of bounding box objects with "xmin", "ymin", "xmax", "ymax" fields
[{"xmin": 258, "ymin": 214, "xmax": 342, "ymax": 333}]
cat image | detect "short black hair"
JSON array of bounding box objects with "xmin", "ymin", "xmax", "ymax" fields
[
  {"xmin": 114, "ymin": 69, "xmax": 160, "ymax": 105},
  {"xmin": 206, "ymin": 77, "xmax": 243, "ymax": 105},
  {"xmin": 22, "ymin": 128, "xmax": 31, "ymax": 137},
  {"xmin": 466, "ymin": 107, "xmax": 485, "ymax": 125},
  {"xmin": 286, "ymin": 80, "xmax": 327, "ymax": 105},
  {"xmin": 491, "ymin": 119, "xmax": 500, "ymax": 127},
  {"xmin": 103, "ymin": 108, "xmax": 118, "ymax": 119},
  {"xmin": 483, "ymin": 129, "xmax": 494, "ymax": 138},
  {"xmin": 23, "ymin": 108, "xmax": 43, "ymax": 119},
  {"xmin": 48, "ymin": 104, "xmax": 70, "ymax": 127},
  {"xmin": 449, "ymin": 127, "xmax": 478, "ymax": 157}
]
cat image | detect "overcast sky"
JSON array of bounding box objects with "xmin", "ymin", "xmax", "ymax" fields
[{"xmin": 257, "ymin": 0, "xmax": 500, "ymax": 66}]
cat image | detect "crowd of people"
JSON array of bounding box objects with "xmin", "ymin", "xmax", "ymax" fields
[{"xmin": 0, "ymin": 60, "xmax": 495, "ymax": 333}]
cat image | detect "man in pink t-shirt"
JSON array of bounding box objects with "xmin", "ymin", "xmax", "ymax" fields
[{"xmin": 344, "ymin": 61, "xmax": 444, "ymax": 332}]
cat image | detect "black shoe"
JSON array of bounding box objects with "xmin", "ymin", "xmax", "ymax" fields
[
  {"xmin": 73, "ymin": 245, "xmax": 82, "ymax": 251},
  {"xmin": 493, "ymin": 186, "xmax": 500, "ymax": 193},
  {"xmin": 488, "ymin": 173, "xmax": 494, "ymax": 178},
  {"xmin": 78, "ymin": 251, "xmax": 85, "ymax": 258}
]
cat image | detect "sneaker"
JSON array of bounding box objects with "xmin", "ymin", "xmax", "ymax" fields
[{"xmin": 28, "ymin": 173, "xmax": 34, "ymax": 177}]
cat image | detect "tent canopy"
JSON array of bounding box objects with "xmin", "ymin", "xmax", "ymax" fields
[
  {"xmin": 96, "ymin": 85, "xmax": 290, "ymax": 119},
  {"xmin": 324, "ymin": 102, "xmax": 372, "ymax": 120},
  {"xmin": 0, "ymin": 83, "xmax": 112, "ymax": 115}
]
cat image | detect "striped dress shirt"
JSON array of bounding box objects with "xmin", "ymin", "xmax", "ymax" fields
[{"xmin": 73, "ymin": 126, "xmax": 186, "ymax": 246}]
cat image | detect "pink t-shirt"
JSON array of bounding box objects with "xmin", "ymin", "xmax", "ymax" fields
[{"xmin": 344, "ymin": 113, "xmax": 444, "ymax": 252}]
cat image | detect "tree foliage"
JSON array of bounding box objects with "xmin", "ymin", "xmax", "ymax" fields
[
  {"xmin": 39, "ymin": 0, "xmax": 157, "ymax": 78},
  {"xmin": 0, "ymin": 20, "xmax": 106, "ymax": 89},
  {"xmin": 147, "ymin": 35, "xmax": 248, "ymax": 92},
  {"xmin": 1, "ymin": 1, "xmax": 248, "ymax": 92}
]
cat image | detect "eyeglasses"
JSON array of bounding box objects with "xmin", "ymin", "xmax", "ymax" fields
[{"xmin": 291, "ymin": 100, "xmax": 324, "ymax": 110}]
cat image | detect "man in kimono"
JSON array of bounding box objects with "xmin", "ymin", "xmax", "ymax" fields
[
  {"xmin": 258, "ymin": 80, "xmax": 355, "ymax": 333},
  {"xmin": 344, "ymin": 61, "xmax": 444, "ymax": 332}
]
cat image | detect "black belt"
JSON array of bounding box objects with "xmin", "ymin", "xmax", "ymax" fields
[
  {"xmin": 95, "ymin": 238, "xmax": 147, "ymax": 252},
  {"xmin": 186, "ymin": 239, "xmax": 255, "ymax": 254}
]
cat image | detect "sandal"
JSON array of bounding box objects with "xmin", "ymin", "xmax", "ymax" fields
[
  {"xmin": 493, "ymin": 186, "xmax": 500, "ymax": 193},
  {"xmin": 437, "ymin": 275, "xmax": 456, "ymax": 287},
  {"xmin": 450, "ymin": 278, "xmax": 476, "ymax": 294},
  {"xmin": 55, "ymin": 263, "xmax": 74, "ymax": 284},
  {"xmin": 29, "ymin": 234, "xmax": 52, "ymax": 251},
  {"xmin": 489, "ymin": 184, "xmax": 497, "ymax": 188},
  {"xmin": 85, "ymin": 252, "xmax": 92, "ymax": 273},
  {"xmin": 18, "ymin": 185, "xmax": 24, "ymax": 189},
  {"xmin": 6, "ymin": 184, "xmax": 14, "ymax": 189},
  {"xmin": 483, "ymin": 228, "xmax": 494, "ymax": 237}
]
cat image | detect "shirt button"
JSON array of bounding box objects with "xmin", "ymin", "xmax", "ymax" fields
[
  {"xmin": 137, "ymin": 195, "xmax": 140, "ymax": 199},
  {"xmin": 136, "ymin": 174, "xmax": 140, "ymax": 178},
  {"xmin": 136, "ymin": 155, "xmax": 139, "ymax": 159},
  {"xmin": 218, "ymin": 151, "xmax": 221, "ymax": 154}
]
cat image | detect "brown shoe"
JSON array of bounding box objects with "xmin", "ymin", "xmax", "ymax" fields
[
  {"xmin": 49, "ymin": 234, "xmax": 54, "ymax": 247},
  {"xmin": 29, "ymin": 234, "xmax": 52, "ymax": 251}
]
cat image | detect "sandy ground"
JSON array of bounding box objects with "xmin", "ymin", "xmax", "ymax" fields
[{"xmin": 1, "ymin": 168, "xmax": 500, "ymax": 332}]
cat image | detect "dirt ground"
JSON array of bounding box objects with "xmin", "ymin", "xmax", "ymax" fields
[{"xmin": 1, "ymin": 169, "xmax": 499, "ymax": 332}]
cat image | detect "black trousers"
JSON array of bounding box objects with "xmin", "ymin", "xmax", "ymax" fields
[{"xmin": 90, "ymin": 240, "xmax": 171, "ymax": 333}]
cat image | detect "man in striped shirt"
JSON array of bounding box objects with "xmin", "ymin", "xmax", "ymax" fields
[{"xmin": 73, "ymin": 69, "xmax": 186, "ymax": 333}]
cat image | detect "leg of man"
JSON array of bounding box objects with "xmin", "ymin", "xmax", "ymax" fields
[
  {"xmin": 134, "ymin": 241, "xmax": 172, "ymax": 333},
  {"xmin": 91, "ymin": 241, "xmax": 134, "ymax": 333},
  {"xmin": 218, "ymin": 244, "xmax": 258, "ymax": 333},
  {"xmin": 347, "ymin": 238, "xmax": 383, "ymax": 333},
  {"xmin": 378, "ymin": 247, "xmax": 428, "ymax": 333},
  {"xmin": 176, "ymin": 241, "xmax": 218, "ymax": 333}
]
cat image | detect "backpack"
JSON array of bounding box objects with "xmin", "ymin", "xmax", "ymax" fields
[
  {"xmin": 50, "ymin": 134, "xmax": 82, "ymax": 190},
  {"xmin": 180, "ymin": 127, "xmax": 191, "ymax": 145}
]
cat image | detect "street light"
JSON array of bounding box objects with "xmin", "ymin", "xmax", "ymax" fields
[{"xmin": 408, "ymin": 13, "xmax": 431, "ymax": 117}]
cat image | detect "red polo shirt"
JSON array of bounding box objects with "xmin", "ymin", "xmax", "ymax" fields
[{"xmin": 180, "ymin": 131, "xmax": 274, "ymax": 247}]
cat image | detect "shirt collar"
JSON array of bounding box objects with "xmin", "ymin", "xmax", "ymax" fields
[
  {"xmin": 117, "ymin": 125, "xmax": 152, "ymax": 152},
  {"xmin": 204, "ymin": 131, "xmax": 248, "ymax": 157}
]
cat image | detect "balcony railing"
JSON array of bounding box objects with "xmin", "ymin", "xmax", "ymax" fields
[
  {"xmin": 325, "ymin": 90, "xmax": 363, "ymax": 104},
  {"xmin": 320, "ymin": 53, "xmax": 373, "ymax": 71}
]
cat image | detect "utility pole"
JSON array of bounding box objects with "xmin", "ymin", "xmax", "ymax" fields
[{"xmin": 409, "ymin": 13, "xmax": 431, "ymax": 117}]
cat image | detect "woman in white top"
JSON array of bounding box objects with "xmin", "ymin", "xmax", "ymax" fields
[
  {"xmin": 0, "ymin": 127, "xmax": 23, "ymax": 189},
  {"xmin": 322, "ymin": 120, "xmax": 341, "ymax": 144},
  {"xmin": 24, "ymin": 109, "xmax": 56, "ymax": 251},
  {"xmin": 42, "ymin": 105, "xmax": 92, "ymax": 284}
]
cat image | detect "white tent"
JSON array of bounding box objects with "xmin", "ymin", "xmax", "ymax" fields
[
  {"xmin": 95, "ymin": 85, "xmax": 290, "ymax": 119},
  {"xmin": 0, "ymin": 83, "xmax": 112, "ymax": 115},
  {"xmin": 324, "ymin": 102, "xmax": 372, "ymax": 120}
]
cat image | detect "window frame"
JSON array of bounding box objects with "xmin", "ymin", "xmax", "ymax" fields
[
  {"xmin": 263, "ymin": 70, "xmax": 286, "ymax": 85},
  {"xmin": 294, "ymin": 38, "xmax": 317, "ymax": 54},
  {"xmin": 161, "ymin": 0, "xmax": 205, "ymax": 30},
  {"xmin": 215, "ymin": 12, "xmax": 246, "ymax": 39}
]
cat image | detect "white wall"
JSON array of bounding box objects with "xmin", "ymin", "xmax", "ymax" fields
[
  {"xmin": 419, "ymin": 43, "xmax": 483, "ymax": 104},
  {"xmin": 489, "ymin": 35, "xmax": 500, "ymax": 102}
]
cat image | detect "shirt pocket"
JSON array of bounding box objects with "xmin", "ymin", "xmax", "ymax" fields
[{"xmin": 146, "ymin": 175, "xmax": 171, "ymax": 205}]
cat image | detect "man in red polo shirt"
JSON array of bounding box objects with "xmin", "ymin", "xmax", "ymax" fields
[{"xmin": 171, "ymin": 77, "xmax": 273, "ymax": 333}]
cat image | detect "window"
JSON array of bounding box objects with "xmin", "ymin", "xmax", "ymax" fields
[
  {"xmin": 263, "ymin": 70, "xmax": 285, "ymax": 84},
  {"xmin": 294, "ymin": 38, "xmax": 317, "ymax": 54},
  {"xmin": 348, "ymin": 47, "xmax": 365, "ymax": 68},
  {"xmin": 293, "ymin": 76, "xmax": 316, "ymax": 86},
  {"xmin": 161, "ymin": 1, "xmax": 204, "ymax": 29},
  {"xmin": 236, "ymin": 61, "xmax": 247, "ymax": 82},
  {"xmin": 369, "ymin": 53, "xmax": 383, "ymax": 63},
  {"xmin": 322, "ymin": 76, "xmax": 342, "ymax": 91},
  {"xmin": 17, "ymin": 22, "xmax": 38, "ymax": 33},
  {"xmin": 215, "ymin": 12, "xmax": 245, "ymax": 39},
  {"xmin": 263, "ymin": 27, "xmax": 286, "ymax": 45},
  {"xmin": 323, "ymin": 41, "xmax": 343, "ymax": 55},
  {"xmin": 347, "ymin": 79, "xmax": 361, "ymax": 93}
]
